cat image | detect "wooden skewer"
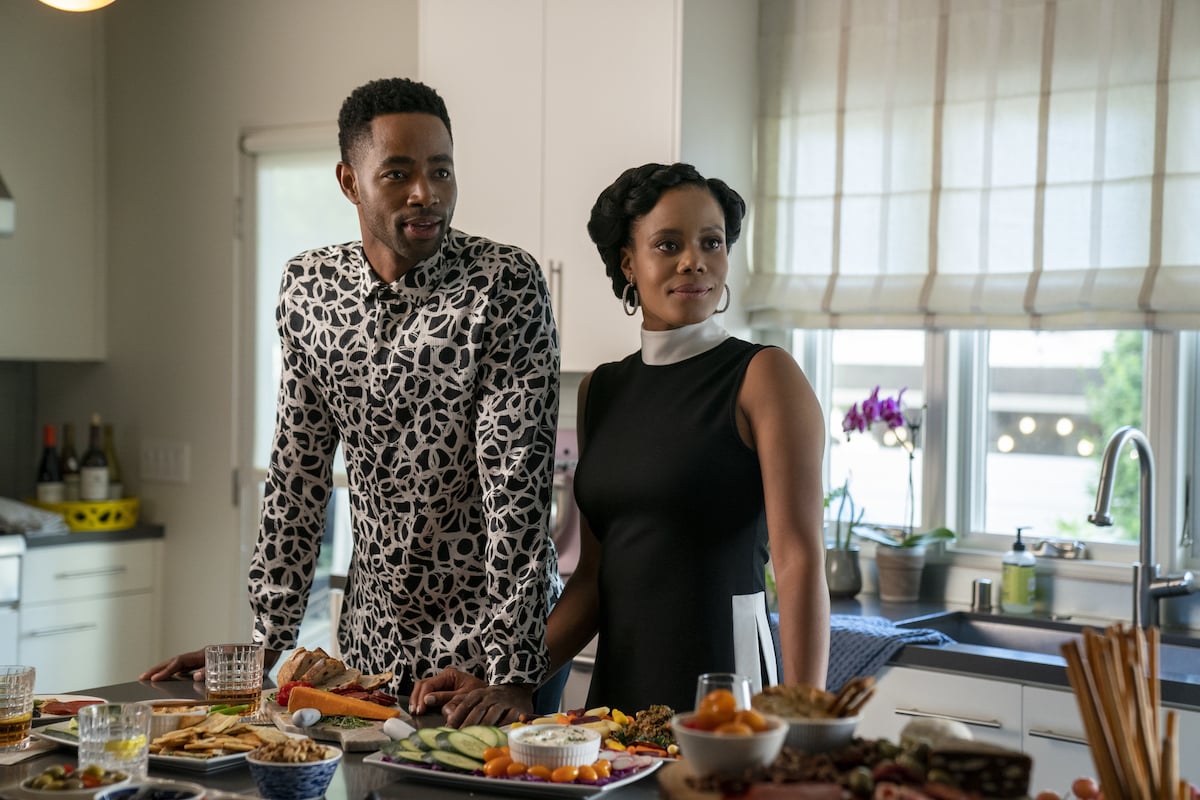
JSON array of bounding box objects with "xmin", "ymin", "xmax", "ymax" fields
[
  {"xmin": 1161, "ymin": 710, "xmax": 1178, "ymax": 800},
  {"xmin": 1148, "ymin": 625, "xmax": 1161, "ymax": 736},
  {"xmin": 1128, "ymin": 656, "xmax": 1161, "ymax": 793},
  {"xmin": 1087, "ymin": 628, "xmax": 1141, "ymax": 798},
  {"xmin": 1063, "ymin": 639, "xmax": 1127, "ymax": 799}
]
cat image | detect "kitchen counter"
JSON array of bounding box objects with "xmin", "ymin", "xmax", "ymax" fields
[
  {"xmin": 831, "ymin": 596, "xmax": 1200, "ymax": 710},
  {"xmin": 21, "ymin": 523, "xmax": 164, "ymax": 549},
  {"xmin": 0, "ymin": 681, "xmax": 662, "ymax": 800}
]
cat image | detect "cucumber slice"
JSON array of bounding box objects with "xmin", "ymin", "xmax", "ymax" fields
[
  {"xmin": 386, "ymin": 749, "xmax": 431, "ymax": 765},
  {"xmin": 396, "ymin": 736, "xmax": 424, "ymax": 752},
  {"xmin": 427, "ymin": 750, "xmax": 484, "ymax": 773},
  {"xmin": 459, "ymin": 724, "xmax": 503, "ymax": 748},
  {"xmin": 415, "ymin": 727, "xmax": 444, "ymax": 751},
  {"xmin": 435, "ymin": 730, "xmax": 490, "ymax": 760}
]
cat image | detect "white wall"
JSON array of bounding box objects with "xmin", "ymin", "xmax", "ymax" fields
[{"xmin": 32, "ymin": 0, "xmax": 420, "ymax": 659}]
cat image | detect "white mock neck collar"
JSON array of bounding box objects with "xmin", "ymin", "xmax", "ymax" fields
[{"xmin": 640, "ymin": 316, "xmax": 730, "ymax": 365}]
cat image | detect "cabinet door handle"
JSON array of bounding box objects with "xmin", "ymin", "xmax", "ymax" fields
[
  {"xmin": 26, "ymin": 622, "xmax": 99, "ymax": 637},
  {"xmin": 1026, "ymin": 728, "xmax": 1089, "ymax": 746},
  {"xmin": 572, "ymin": 655, "xmax": 595, "ymax": 669},
  {"xmin": 54, "ymin": 566, "xmax": 127, "ymax": 580},
  {"xmin": 893, "ymin": 707, "xmax": 1002, "ymax": 729},
  {"xmin": 549, "ymin": 259, "xmax": 563, "ymax": 324}
]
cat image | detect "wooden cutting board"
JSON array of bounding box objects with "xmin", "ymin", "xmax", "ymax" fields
[{"xmin": 269, "ymin": 704, "xmax": 415, "ymax": 752}]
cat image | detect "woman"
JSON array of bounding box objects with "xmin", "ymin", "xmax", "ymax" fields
[{"xmin": 412, "ymin": 163, "xmax": 829, "ymax": 723}]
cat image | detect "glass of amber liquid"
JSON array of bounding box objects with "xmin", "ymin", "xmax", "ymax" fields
[
  {"xmin": 204, "ymin": 643, "xmax": 264, "ymax": 716},
  {"xmin": 0, "ymin": 665, "xmax": 36, "ymax": 752}
]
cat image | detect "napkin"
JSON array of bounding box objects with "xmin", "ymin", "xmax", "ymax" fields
[
  {"xmin": 0, "ymin": 736, "xmax": 59, "ymax": 765},
  {"xmin": 826, "ymin": 614, "xmax": 955, "ymax": 693}
]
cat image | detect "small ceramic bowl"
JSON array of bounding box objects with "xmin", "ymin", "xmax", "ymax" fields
[
  {"xmin": 246, "ymin": 743, "xmax": 342, "ymax": 800},
  {"xmin": 508, "ymin": 724, "xmax": 601, "ymax": 768},
  {"xmin": 670, "ymin": 711, "xmax": 787, "ymax": 778},
  {"xmin": 15, "ymin": 765, "xmax": 131, "ymax": 800},
  {"xmin": 94, "ymin": 779, "xmax": 205, "ymax": 800},
  {"xmin": 781, "ymin": 714, "xmax": 861, "ymax": 753}
]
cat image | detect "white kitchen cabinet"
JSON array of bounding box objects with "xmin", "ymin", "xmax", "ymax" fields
[
  {"xmin": 419, "ymin": 0, "xmax": 755, "ymax": 372},
  {"xmin": 0, "ymin": 4, "xmax": 105, "ymax": 360},
  {"xmin": 856, "ymin": 665, "xmax": 1024, "ymax": 751},
  {"xmin": 1022, "ymin": 685, "xmax": 1093, "ymax": 796},
  {"xmin": 20, "ymin": 538, "xmax": 162, "ymax": 691}
]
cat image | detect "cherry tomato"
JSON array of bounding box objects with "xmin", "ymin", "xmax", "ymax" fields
[
  {"xmin": 505, "ymin": 761, "xmax": 528, "ymax": 777},
  {"xmin": 550, "ymin": 765, "xmax": 579, "ymax": 783},
  {"xmin": 482, "ymin": 756, "xmax": 512, "ymax": 777},
  {"xmin": 576, "ymin": 765, "xmax": 598, "ymax": 783},
  {"xmin": 527, "ymin": 765, "xmax": 553, "ymax": 781},
  {"xmin": 734, "ymin": 709, "xmax": 769, "ymax": 732},
  {"xmin": 592, "ymin": 759, "xmax": 611, "ymax": 778},
  {"xmin": 481, "ymin": 746, "xmax": 507, "ymax": 762},
  {"xmin": 1072, "ymin": 777, "xmax": 1101, "ymax": 799}
]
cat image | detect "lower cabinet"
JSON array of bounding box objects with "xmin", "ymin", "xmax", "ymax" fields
[
  {"xmin": 857, "ymin": 666, "xmax": 1023, "ymax": 751},
  {"xmin": 861, "ymin": 666, "xmax": 1200, "ymax": 795},
  {"xmin": 20, "ymin": 538, "xmax": 162, "ymax": 692}
]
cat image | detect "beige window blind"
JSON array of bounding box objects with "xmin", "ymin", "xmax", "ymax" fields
[{"xmin": 750, "ymin": 0, "xmax": 1200, "ymax": 330}]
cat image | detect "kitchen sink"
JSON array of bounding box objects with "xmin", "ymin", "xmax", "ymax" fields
[{"xmin": 897, "ymin": 611, "xmax": 1200, "ymax": 679}]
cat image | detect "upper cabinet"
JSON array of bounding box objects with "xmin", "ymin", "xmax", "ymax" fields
[
  {"xmin": 0, "ymin": 3, "xmax": 106, "ymax": 360},
  {"xmin": 419, "ymin": 0, "xmax": 756, "ymax": 373}
]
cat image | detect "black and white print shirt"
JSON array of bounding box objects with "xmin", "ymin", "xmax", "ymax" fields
[{"xmin": 249, "ymin": 229, "xmax": 561, "ymax": 691}]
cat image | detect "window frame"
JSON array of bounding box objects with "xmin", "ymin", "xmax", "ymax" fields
[{"xmin": 787, "ymin": 327, "xmax": 1198, "ymax": 576}]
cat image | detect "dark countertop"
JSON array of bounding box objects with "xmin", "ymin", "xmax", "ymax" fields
[
  {"xmin": 831, "ymin": 596, "xmax": 1200, "ymax": 709},
  {"xmin": 0, "ymin": 681, "xmax": 661, "ymax": 800},
  {"xmin": 22, "ymin": 523, "xmax": 164, "ymax": 548}
]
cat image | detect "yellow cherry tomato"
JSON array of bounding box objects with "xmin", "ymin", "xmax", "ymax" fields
[
  {"xmin": 482, "ymin": 756, "xmax": 512, "ymax": 777},
  {"xmin": 527, "ymin": 765, "xmax": 553, "ymax": 781},
  {"xmin": 482, "ymin": 746, "xmax": 507, "ymax": 762},
  {"xmin": 592, "ymin": 759, "xmax": 612, "ymax": 778},
  {"xmin": 551, "ymin": 765, "xmax": 579, "ymax": 783},
  {"xmin": 576, "ymin": 765, "xmax": 598, "ymax": 783},
  {"xmin": 505, "ymin": 761, "xmax": 528, "ymax": 777}
]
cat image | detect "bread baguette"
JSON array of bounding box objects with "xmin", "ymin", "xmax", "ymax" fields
[
  {"xmin": 276, "ymin": 647, "xmax": 320, "ymax": 686},
  {"xmin": 286, "ymin": 685, "xmax": 400, "ymax": 721}
]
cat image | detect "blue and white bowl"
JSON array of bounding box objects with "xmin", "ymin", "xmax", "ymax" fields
[
  {"xmin": 94, "ymin": 779, "xmax": 204, "ymax": 800},
  {"xmin": 246, "ymin": 744, "xmax": 342, "ymax": 800}
]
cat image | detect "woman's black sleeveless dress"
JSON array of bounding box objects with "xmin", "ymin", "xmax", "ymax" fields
[{"xmin": 573, "ymin": 338, "xmax": 780, "ymax": 714}]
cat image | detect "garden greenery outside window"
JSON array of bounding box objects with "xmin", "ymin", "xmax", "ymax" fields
[{"xmin": 756, "ymin": 1, "xmax": 1199, "ymax": 565}]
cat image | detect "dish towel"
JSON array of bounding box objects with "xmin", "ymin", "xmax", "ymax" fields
[{"xmin": 826, "ymin": 614, "xmax": 955, "ymax": 693}]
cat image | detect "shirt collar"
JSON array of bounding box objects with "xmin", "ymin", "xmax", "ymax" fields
[
  {"xmin": 357, "ymin": 234, "xmax": 452, "ymax": 305},
  {"xmin": 640, "ymin": 316, "xmax": 730, "ymax": 365}
]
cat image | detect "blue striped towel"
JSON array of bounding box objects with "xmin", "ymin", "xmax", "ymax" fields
[{"xmin": 826, "ymin": 614, "xmax": 955, "ymax": 692}]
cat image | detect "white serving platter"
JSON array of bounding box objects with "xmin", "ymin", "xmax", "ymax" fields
[
  {"xmin": 361, "ymin": 750, "xmax": 662, "ymax": 798},
  {"xmin": 33, "ymin": 723, "xmax": 248, "ymax": 774}
]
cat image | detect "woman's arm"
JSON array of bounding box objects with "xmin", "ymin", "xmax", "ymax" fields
[{"xmin": 738, "ymin": 347, "xmax": 830, "ymax": 688}]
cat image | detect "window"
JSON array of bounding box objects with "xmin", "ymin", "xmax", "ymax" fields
[
  {"xmin": 828, "ymin": 330, "xmax": 925, "ymax": 532},
  {"xmin": 237, "ymin": 136, "xmax": 358, "ymax": 652},
  {"xmin": 983, "ymin": 331, "xmax": 1144, "ymax": 542}
]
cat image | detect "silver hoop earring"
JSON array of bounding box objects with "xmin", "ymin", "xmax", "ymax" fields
[
  {"xmin": 716, "ymin": 284, "xmax": 731, "ymax": 314},
  {"xmin": 621, "ymin": 283, "xmax": 639, "ymax": 316}
]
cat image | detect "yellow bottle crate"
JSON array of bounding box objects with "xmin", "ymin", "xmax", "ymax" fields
[{"xmin": 33, "ymin": 497, "xmax": 140, "ymax": 531}]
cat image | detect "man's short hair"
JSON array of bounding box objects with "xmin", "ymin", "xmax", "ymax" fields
[{"xmin": 338, "ymin": 77, "xmax": 453, "ymax": 163}]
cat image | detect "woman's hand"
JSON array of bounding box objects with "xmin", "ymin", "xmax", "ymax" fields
[
  {"xmin": 409, "ymin": 667, "xmax": 487, "ymax": 715},
  {"xmin": 139, "ymin": 649, "xmax": 206, "ymax": 682}
]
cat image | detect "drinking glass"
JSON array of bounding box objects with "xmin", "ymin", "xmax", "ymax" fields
[
  {"xmin": 204, "ymin": 642, "xmax": 265, "ymax": 716},
  {"xmin": 0, "ymin": 665, "xmax": 36, "ymax": 752},
  {"xmin": 695, "ymin": 672, "xmax": 752, "ymax": 712},
  {"xmin": 77, "ymin": 702, "xmax": 152, "ymax": 780}
]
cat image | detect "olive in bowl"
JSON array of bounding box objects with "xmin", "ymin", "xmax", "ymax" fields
[{"xmin": 16, "ymin": 765, "xmax": 130, "ymax": 799}]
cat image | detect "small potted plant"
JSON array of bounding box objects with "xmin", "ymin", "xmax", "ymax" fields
[{"xmin": 824, "ymin": 478, "xmax": 865, "ymax": 599}]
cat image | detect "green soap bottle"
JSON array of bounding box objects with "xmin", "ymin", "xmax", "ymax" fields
[{"xmin": 1001, "ymin": 526, "xmax": 1036, "ymax": 614}]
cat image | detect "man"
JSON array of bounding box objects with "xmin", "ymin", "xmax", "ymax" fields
[{"xmin": 142, "ymin": 78, "xmax": 562, "ymax": 720}]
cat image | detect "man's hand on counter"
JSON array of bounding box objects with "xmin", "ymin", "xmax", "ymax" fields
[
  {"xmin": 138, "ymin": 647, "xmax": 280, "ymax": 682},
  {"xmin": 410, "ymin": 667, "xmax": 533, "ymax": 727}
]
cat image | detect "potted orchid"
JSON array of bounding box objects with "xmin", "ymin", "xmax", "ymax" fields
[{"xmin": 840, "ymin": 386, "xmax": 954, "ymax": 601}]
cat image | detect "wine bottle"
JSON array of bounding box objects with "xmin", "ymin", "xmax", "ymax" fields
[
  {"xmin": 103, "ymin": 423, "xmax": 123, "ymax": 500},
  {"xmin": 36, "ymin": 424, "xmax": 65, "ymax": 504},
  {"xmin": 80, "ymin": 412, "xmax": 110, "ymax": 502},
  {"xmin": 60, "ymin": 423, "xmax": 81, "ymax": 501}
]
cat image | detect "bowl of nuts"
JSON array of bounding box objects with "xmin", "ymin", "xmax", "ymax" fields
[{"xmin": 246, "ymin": 736, "xmax": 342, "ymax": 800}]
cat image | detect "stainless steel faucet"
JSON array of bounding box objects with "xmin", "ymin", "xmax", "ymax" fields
[{"xmin": 1089, "ymin": 426, "xmax": 1196, "ymax": 628}]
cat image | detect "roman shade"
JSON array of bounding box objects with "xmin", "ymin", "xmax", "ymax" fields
[{"xmin": 749, "ymin": 0, "xmax": 1200, "ymax": 330}]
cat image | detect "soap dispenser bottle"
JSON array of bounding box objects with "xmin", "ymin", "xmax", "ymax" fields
[{"xmin": 1000, "ymin": 526, "xmax": 1036, "ymax": 614}]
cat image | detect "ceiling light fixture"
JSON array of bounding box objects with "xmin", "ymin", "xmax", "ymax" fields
[{"xmin": 38, "ymin": 0, "xmax": 117, "ymax": 11}]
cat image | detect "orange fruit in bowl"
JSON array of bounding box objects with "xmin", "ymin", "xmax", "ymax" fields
[{"xmin": 695, "ymin": 689, "xmax": 738, "ymax": 729}]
